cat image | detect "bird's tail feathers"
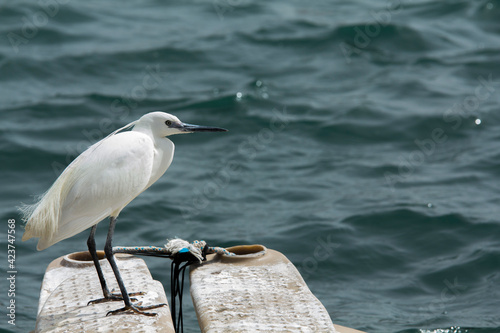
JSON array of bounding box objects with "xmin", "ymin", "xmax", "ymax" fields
[{"xmin": 20, "ymin": 174, "xmax": 71, "ymax": 246}]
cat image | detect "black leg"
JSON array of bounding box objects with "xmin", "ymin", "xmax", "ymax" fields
[
  {"xmin": 104, "ymin": 216, "xmax": 132, "ymax": 307},
  {"xmin": 87, "ymin": 225, "xmax": 111, "ymax": 298},
  {"xmin": 87, "ymin": 222, "xmax": 142, "ymax": 305},
  {"xmin": 104, "ymin": 216, "xmax": 167, "ymax": 316}
]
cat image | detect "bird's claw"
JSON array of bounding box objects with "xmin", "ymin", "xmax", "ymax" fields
[
  {"xmin": 106, "ymin": 303, "xmax": 167, "ymax": 316},
  {"xmin": 87, "ymin": 291, "xmax": 145, "ymax": 305}
]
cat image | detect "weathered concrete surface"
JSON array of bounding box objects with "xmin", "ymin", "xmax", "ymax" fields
[
  {"xmin": 36, "ymin": 251, "xmax": 174, "ymax": 333},
  {"xmin": 190, "ymin": 245, "xmax": 363, "ymax": 333}
]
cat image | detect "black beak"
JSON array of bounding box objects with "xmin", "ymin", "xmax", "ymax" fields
[{"xmin": 180, "ymin": 123, "xmax": 228, "ymax": 132}]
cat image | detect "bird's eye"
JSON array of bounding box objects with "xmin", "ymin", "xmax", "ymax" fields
[{"xmin": 165, "ymin": 120, "xmax": 172, "ymax": 126}]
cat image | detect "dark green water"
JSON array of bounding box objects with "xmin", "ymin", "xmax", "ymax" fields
[{"xmin": 1, "ymin": 1, "xmax": 500, "ymax": 332}]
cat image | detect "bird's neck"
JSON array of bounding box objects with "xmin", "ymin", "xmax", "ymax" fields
[{"xmin": 145, "ymin": 137, "xmax": 175, "ymax": 189}]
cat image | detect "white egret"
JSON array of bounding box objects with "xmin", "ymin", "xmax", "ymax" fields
[{"xmin": 22, "ymin": 111, "xmax": 227, "ymax": 315}]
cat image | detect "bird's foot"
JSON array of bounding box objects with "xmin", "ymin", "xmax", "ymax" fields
[
  {"xmin": 87, "ymin": 291, "xmax": 145, "ymax": 305},
  {"xmin": 106, "ymin": 303, "xmax": 167, "ymax": 316}
]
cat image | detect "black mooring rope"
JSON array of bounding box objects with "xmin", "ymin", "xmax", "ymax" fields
[
  {"xmin": 114, "ymin": 241, "xmax": 225, "ymax": 333},
  {"xmin": 171, "ymin": 259, "xmax": 189, "ymax": 333},
  {"xmin": 169, "ymin": 247, "xmax": 208, "ymax": 333}
]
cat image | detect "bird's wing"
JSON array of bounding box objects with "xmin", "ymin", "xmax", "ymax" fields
[{"xmin": 35, "ymin": 131, "xmax": 155, "ymax": 250}]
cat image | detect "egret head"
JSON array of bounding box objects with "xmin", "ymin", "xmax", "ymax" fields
[{"xmin": 133, "ymin": 112, "xmax": 227, "ymax": 138}]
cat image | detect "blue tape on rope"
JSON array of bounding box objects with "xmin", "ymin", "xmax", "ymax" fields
[{"xmin": 179, "ymin": 248, "xmax": 189, "ymax": 253}]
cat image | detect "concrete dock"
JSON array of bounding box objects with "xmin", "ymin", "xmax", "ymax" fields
[{"xmin": 35, "ymin": 247, "xmax": 366, "ymax": 333}]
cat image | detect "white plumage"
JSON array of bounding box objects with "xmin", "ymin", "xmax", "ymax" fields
[
  {"xmin": 22, "ymin": 111, "xmax": 223, "ymax": 250},
  {"xmin": 21, "ymin": 111, "xmax": 226, "ymax": 315}
]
